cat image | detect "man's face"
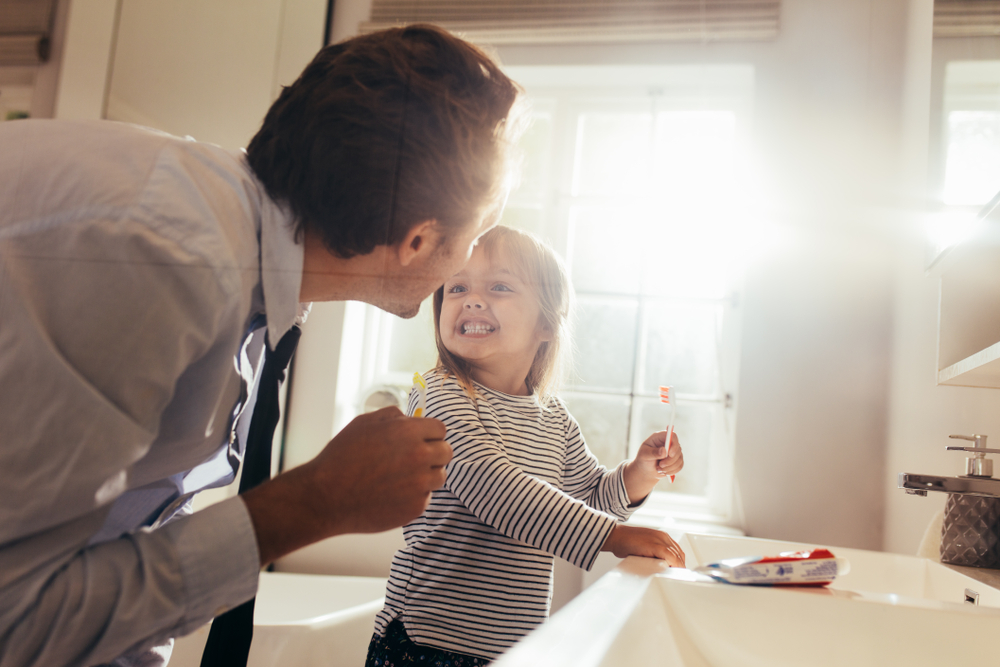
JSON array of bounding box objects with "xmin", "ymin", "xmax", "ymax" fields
[{"xmin": 374, "ymin": 214, "xmax": 497, "ymax": 319}]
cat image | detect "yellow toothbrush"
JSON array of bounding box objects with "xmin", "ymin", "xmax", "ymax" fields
[{"xmin": 412, "ymin": 372, "xmax": 427, "ymax": 418}]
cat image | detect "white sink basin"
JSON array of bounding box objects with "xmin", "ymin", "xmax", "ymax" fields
[
  {"xmin": 494, "ymin": 533, "xmax": 1000, "ymax": 666},
  {"xmin": 170, "ymin": 572, "xmax": 386, "ymax": 667}
]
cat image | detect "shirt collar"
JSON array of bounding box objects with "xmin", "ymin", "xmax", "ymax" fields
[{"xmin": 251, "ymin": 161, "xmax": 309, "ymax": 349}]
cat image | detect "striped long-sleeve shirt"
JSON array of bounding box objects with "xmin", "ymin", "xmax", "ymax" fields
[{"xmin": 373, "ymin": 371, "xmax": 638, "ymax": 659}]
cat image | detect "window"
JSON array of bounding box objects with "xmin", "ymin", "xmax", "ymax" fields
[
  {"xmin": 0, "ymin": 82, "xmax": 32, "ymax": 120},
  {"xmin": 924, "ymin": 60, "xmax": 1000, "ymax": 261},
  {"xmin": 942, "ymin": 61, "xmax": 1000, "ymax": 206},
  {"xmin": 337, "ymin": 65, "xmax": 754, "ymax": 526}
]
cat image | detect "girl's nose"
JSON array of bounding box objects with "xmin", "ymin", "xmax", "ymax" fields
[{"xmin": 463, "ymin": 292, "xmax": 485, "ymax": 309}]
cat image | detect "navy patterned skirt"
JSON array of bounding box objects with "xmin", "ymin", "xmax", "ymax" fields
[{"xmin": 365, "ymin": 619, "xmax": 492, "ymax": 667}]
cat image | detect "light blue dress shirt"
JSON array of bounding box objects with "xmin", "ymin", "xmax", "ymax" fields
[{"xmin": 0, "ymin": 119, "xmax": 305, "ymax": 667}]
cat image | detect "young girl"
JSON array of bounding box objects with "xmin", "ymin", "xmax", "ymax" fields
[{"xmin": 366, "ymin": 226, "xmax": 685, "ymax": 666}]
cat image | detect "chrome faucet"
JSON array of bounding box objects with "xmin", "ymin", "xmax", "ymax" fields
[{"xmin": 898, "ymin": 434, "xmax": 1000, "ymax": 498}]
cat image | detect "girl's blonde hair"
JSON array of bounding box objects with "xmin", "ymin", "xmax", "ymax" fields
[{"xmin": 432, "ymin": 225, "xmax": 572, "ymax": 401}]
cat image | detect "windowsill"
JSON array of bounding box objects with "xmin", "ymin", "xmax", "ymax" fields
[{"xmin": 627, "ymin": 490, "xmax": 744, "ymax": 536}]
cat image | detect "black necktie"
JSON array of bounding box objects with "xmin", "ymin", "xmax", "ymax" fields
[{"xmin": 199, "ymin": 325, "xmax": 301, "ymax": 667}]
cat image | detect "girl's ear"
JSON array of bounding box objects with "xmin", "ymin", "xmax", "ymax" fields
[{"xmin": 536, "ymin": 317, "xmax": 554, "ymax": 343}]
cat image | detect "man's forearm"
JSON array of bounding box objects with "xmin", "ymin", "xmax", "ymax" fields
[{"xmin": 241, "ymin": 463, "xmax": 336, "ymax": 566}]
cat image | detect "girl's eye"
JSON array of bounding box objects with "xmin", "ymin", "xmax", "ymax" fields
[
  {"xmin": 492, "ymin": 283, "xmax": 513, "ymax": 292},
  {"xmin": 447, "ymin": 284, "xmax": 467, "ymax": 294}
]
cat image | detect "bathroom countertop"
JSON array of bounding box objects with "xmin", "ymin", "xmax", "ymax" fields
[{"xmin": 941, "ymin": 561, "xmax": 1000, "ymax": 591}]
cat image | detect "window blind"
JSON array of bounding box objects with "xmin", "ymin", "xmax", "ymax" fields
[
  {"xmin": 362, "ymin": 1, "xmax": 780, "ymax": 45},
  {"xmin": 935, "ymin": 1, "xmax": 1000, "ymax": 38},
  {"xmin": 0, "ymin": 0, "xmax": 56, "ymax": 65}
]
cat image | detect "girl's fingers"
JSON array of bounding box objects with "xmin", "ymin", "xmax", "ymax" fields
[
  {"xmin": 660, "ymin": 541, "xmax": 685, "ymax": 567},
  {"xmin": 667, "ymin": 437, "xmax": 681, "ymax": 458},
  {"xmin": 656, "ymin": 449, "xmax": 682, "ymax": 469},
  {"xmin": 644, "ymin": 431, "xmax": 669, "ymax": 448},
  {"xmin": 639, "ymin": 444, "xmax": 666, "ymax": 464}
]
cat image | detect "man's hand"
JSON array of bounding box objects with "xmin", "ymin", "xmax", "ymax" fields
[
  {"xmin": 622, "ymin": 430, "xmax": 683, "ymax": 505},
  {"xmin": 601, "ymin": 525, "xmax": 685, "ymax": 567},
  {"xmin": 242, "ymin": 406, "xmax": 452, "ymax": 565}
]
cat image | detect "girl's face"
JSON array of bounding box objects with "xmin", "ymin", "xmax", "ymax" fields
[{"xmin": 439, "ymin": 246, "xmax": 550, "ymax": 393}]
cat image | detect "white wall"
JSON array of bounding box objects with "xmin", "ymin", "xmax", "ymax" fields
[{"xmin": 104, "ymin": 0, "xmax": 327, "ymax": 150}]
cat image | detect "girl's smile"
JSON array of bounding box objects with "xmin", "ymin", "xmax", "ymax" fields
[
  {"xmin": 440, "ymin": 247, "xmax": 550, "ymax": 394},
  {"xmin": 458, "ymin": 319, "xmax": 496, "ymax": 336}
]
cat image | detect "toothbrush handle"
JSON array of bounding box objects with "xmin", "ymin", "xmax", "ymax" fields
[{"xmin": 666, "ymin": 416, "xmax": 676, "ymax": 483}]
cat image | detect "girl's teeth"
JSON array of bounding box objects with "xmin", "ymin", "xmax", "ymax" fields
[{"xmin": 463, "ymin": 323, "xmax": 494, "ymax": 334}]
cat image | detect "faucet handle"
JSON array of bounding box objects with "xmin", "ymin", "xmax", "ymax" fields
[
  {"xmin": 950, "ymin": 434, "xmax": 989, "ymax": 448},
  {"xmin": 948, "ymin": 434, "xmax": 997, "ymax": 477}
]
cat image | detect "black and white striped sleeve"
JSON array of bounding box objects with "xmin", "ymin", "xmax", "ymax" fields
[
  {"xmin": 561, "ymin": 412, "xmax": 635, "ymax": 522},
  {"xmin": 426, "ymin": 388, "xmax": 616, "ymax": 571}
]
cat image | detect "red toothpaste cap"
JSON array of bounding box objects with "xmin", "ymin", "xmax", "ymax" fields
[{"xmin": 755, "ymin": 548, "xmax": 835, "ymax": 564}]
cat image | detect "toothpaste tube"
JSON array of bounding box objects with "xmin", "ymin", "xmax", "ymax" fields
[{"xmin": 694, "ymin": 548, "xmax": 849, "ymax": 587}]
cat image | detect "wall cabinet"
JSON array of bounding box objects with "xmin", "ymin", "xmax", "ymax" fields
[{"xmin": 935, "ymin": 195, "xmax": 1000, "ymax": 388}]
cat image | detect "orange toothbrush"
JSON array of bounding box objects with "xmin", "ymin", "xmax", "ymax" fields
[{"xmin": 658, "ymin": 385, "xmax": 676, "ymax": 483}]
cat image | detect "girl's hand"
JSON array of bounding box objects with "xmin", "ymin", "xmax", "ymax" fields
[
  {"xmin": 601, "ymin": 525, "xmax": 685, "ymax": 567},
  {"xmin": 622, "ymin": 430, "xmax": 683, "ymax": 505}
]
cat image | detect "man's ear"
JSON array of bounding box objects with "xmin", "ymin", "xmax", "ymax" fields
[{"xmin": 397, "ymin": 219, "xmax": 440, "ymax": 267}]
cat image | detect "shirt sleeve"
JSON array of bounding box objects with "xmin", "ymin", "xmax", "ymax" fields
[
  {"xmin": 561, "ymin": 412, "xmax": 639, "ymax": 522},
  {"xmin": 419, "ymin": 377, "xmax": 617, "ymax": 571},
  {"xmin": 0, "ymin": 498, "xmax": 260, "ymax": 667},
  {"xmin": 0, "ymin": 198, "xmax": 254, "ymax": 666}
]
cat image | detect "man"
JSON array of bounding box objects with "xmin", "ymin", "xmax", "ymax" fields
[{"xmin": 0, "ymin": 25, "xmax": 521, "ymax": 666}]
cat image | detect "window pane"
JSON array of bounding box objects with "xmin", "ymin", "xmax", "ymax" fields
[
  {"xmin": 571, "ymin": 206, "xmax": 728, "ymax": 300},
  {"xmin": 513, "ymin": 112, "xmax": 553, "ymax": 203},
  {"xmin": 562, "ymin": 392, "xmax": 630, "ymax": 469},
  {"xmin": 654, "ymin": 110, "xmax": 736, "ymax": 202},
  {"xmin": 944, "ymin": 110, "xmax": 1000, "ymax": 206},
  {"xmin": 501, "ymin": 205, "xmax": 547, "ymax": 244},
  {"xmin": 569, "ymin": 205, "xmax": 643, "ymax": 294},
  {"xmin": 638, "ymin": 214, "xmax": 730, "ymax": 300},
  {"xmin": 630, "ymin": 398, "xmax": 714, "ymax": 497},
  {"xmin": 569, "ymin": 297, "xmax": 638, "ymax": 391},
  {"xmin": 573, "ymin": 112, "xmax": 652, "ymax": 196},
  {"xmin": 640, "ymin": 301, "xmax": 720, "ymax": 396},
  {"xmin": 387, "ymin": 298, "xmax": 438, "ymax": 375}
]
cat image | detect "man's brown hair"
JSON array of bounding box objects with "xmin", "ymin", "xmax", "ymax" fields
[{"xmin": 246, "ymin": 24, "xmax": 522, "ymax": 258}]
